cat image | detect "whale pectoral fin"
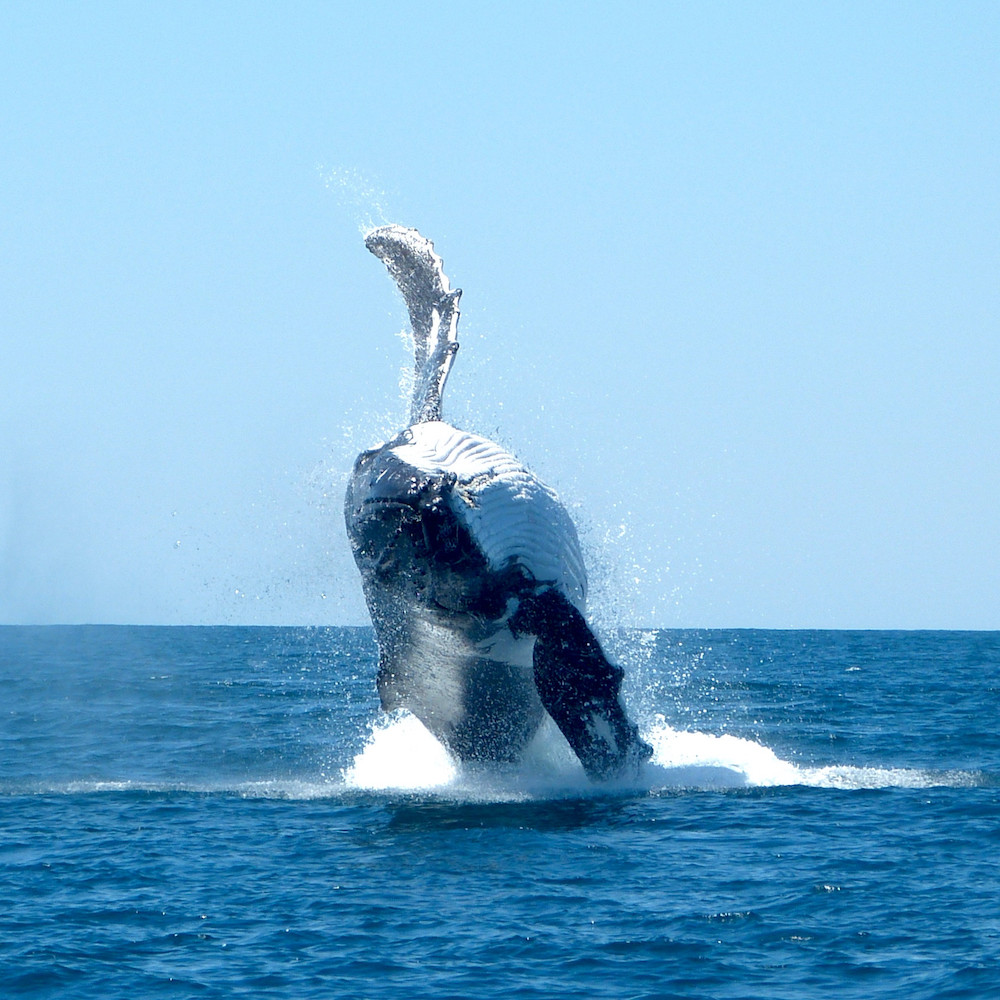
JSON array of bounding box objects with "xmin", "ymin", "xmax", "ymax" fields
[
  {"xmin": 365, "ymin": 224, "xmax": 461, "ymax": 424},
  {"xmin": 509, "ymin": 590, "xmax": 653, "ymax": 782}
]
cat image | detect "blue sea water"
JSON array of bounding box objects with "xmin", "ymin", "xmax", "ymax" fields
[{"xmin": 1, "ymin": 626, "xmax": 997, "ymax": 998}]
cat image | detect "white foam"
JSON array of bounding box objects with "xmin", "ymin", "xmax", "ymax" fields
[
  {"xmin": 796, "ymin": 764, "xmax": 981, "ymax": 790},
  {"xmin": 642, "ymin": 717, "xmax": 981, "ymax": 791},
  {"xmin": 341, "ymin": 711, "xmax": 983, "ymax": 797},
  {"xmin": 342, "ymin": 712, "xmax": 607, "ymax": 801},
  {"xmin": 16, "ymin": 716, "xmax": 976, "ymax": 802},
  {"xmin": 643, "ymin": 716, "xmax": 801, "ymax": 788},
  {"xmin": 342, "ymin": 712, "xmax": 458, "ymax": 791}
]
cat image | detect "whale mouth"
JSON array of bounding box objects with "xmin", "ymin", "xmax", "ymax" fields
[
  {"xmin": 360, "ymin": 497, "xmax": 416, "ymax": 511},
  {"xmin": 350, "ymin": 497, "xmax": 423, "ymax": 541},
  {"xmin": 355, "ymin": 497, "xmax": 422, "ymax": 521}
]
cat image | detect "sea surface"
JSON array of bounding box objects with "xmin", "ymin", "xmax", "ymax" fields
[{"xmin": 1, "ymin": 626, "xmax": 997, "ymax": 998}]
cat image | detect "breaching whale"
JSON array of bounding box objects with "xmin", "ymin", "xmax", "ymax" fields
[{"xmin": 345, "ymin": 225, "xmax": 651, "ymax": 780}]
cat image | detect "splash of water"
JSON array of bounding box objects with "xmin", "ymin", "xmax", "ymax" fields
[
  {"xmin": 321, "ymin": 166, "xmax": 395, "ymax": 236},
  {"xmin": 343, "ymin": 712, "xmax": 457, "ymax": 791},
  {"xmin": 340, "ymin": 711, "xmax": 982, "ymax": 799}
]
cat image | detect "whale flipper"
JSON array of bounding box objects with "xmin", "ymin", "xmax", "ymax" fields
[
  {"xmin": 510, "ymin": 589, "xmax": 652, "ymax": 780},
  {"xmin": 347, "ymin": 224, "xmax": 651, "ymax": 781},
  {"xmin": 364, "ymin": 224, "xmax": 461, "ymax": 424}
]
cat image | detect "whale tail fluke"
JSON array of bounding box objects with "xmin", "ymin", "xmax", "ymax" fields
[
  {"xmin": 510, "ymin": 589, "xmax": 654, "ymax": 782},
  {"xmin": 365, "ymin": 224, "xmax": 461, "ymax": 424}
]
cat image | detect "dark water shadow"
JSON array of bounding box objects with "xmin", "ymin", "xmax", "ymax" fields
[{"xmin": 381, "ymin": 792, "xmax": 644, "ymax": 832}]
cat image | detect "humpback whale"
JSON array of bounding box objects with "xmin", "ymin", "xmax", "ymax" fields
[{"xmin": 345, "ymin": 225, "xmax": 651, "ymax": 780}]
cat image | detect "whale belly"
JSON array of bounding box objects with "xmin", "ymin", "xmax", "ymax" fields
[{"xmin": 376, "ymin": 608, "xmax": 543, "ymax": 762}]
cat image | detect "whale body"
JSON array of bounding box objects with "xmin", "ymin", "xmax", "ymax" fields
[{"xmin": 345, "ymin": 225, "xmax": 650, "ymax": 780}]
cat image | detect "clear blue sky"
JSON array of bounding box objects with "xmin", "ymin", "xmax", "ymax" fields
[{"xmin": 2, "ymin": 2, "xmax": 997, "ymax": 628}]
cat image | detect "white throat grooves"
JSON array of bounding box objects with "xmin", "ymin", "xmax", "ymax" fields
[{"xmin": 392, "ymin": 422, "xmax": 588, "ymax": 609}]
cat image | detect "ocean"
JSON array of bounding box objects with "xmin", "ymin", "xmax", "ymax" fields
[{"xmin": 1, "ymin": 626, "xmax": 997, "ymax": 998}]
